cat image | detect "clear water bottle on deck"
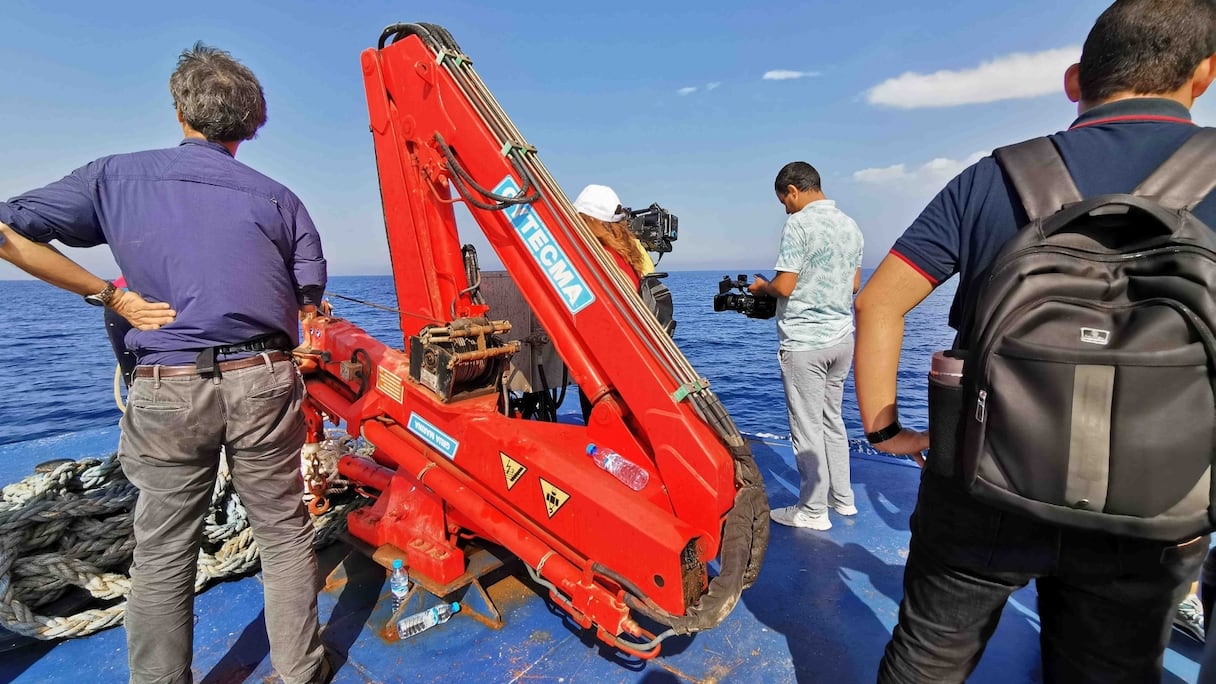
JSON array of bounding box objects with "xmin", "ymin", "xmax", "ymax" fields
[
  {"xmin": 389, "ymin": 559, "xmax": 410, "ymax": 613},
  {"xmin": 586, "ymin": 443, "xmax": 650, "ymax": 491},
  {"xmin": 396, "ymin": 602, "xmax": 461, "ymax": 639}
]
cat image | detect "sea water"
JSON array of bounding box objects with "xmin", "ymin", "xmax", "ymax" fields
[{"xmin": 0, "ymin": 271, "xmax": 957, "ymax": 448}]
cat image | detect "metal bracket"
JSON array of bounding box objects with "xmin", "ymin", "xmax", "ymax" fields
[
  {"xmin": 436, "ymin": 49, "xmax": 472, "ymax": 68},
  {"xmin": 339, "ymin": 361, "xmax": 363, "ymax": 382},
  {"xmin": 374, "ymin": 542, "xmax": 508, "ymax": 635},
  {"xmin": 671, "ymin": 378, "xmax": 710, "ymax": 403},
  {"xmin": 500, "ymin": 141, "xmax": 537, "ymax": 157}
]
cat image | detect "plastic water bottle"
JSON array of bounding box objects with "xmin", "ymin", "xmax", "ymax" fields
[
  {"xmin": 586, "ymin": 444, "xmax": 650, "ymax": 491},
  {"xmin": 389, "ymin": 559, "xmax": 410, "ymax": 613},
  {"xmin": 396, "ymin": 602, "xmax": 461, "ymax": 639}
]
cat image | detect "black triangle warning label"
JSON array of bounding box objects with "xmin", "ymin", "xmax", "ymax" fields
[
  {"xmin": 500, "ymin": 452, "xmax": 527, "ymax": 490},
  {"xmin": 539, "ymin": 478, "xmax": 570, "ymax": 518}
]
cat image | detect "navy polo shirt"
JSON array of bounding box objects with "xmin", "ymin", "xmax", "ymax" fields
[
  {"xmin": 0, "ymin": 138, "xmax": 327, "ymax": 364},
  {"xmin": 892, "ymin": 98, "xmax": 1216, "ymax": 331}
]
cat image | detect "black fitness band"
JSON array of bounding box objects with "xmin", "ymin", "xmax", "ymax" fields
[{"xmin": 866, "ymin": 419, "xmax": 902, "ymax": 444}]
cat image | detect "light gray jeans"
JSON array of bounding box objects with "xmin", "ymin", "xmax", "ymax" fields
[
  {"xmin": 778, "ymin": 335, "xmax": 855, "ymax": 515},
  {"xmin": 118, "ymin": 357, "xmax": 323, "ymax": 684}
]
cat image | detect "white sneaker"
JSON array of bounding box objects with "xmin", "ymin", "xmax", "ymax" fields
[
  {"xmin": 832, "ymin": 503, "xmax": 859, "ymax": 516},
  {"xmin": 770, "ymin": 506, "xmax": 831, "ymax": 530},
  {"xmin": 1174, "ymin": 593, "xmax": 1206, "ymax": 643}
]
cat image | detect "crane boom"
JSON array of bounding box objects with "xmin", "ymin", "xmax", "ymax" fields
[{"xmin": 297, "ymin": 22, "xmax": 769, "ymax": 657}]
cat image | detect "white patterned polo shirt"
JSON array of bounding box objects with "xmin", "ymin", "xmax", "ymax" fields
[{"xmin": 773, "ymin": 199, "xmax": 864, "ymax": 351}]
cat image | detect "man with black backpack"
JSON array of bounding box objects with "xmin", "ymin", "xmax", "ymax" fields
[{"xmin": 854, "ymin": 1, "xmax": 1216, "ymax": 681}]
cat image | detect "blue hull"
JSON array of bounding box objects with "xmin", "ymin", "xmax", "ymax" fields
[{"xmin": 0, "ymin": 427, "xmax": 1205, "ymax": 683}]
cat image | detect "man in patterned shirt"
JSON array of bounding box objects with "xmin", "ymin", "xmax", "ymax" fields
[{"xmin": 749, "ymin": 161, "xmax": 864, "ymax": 531}]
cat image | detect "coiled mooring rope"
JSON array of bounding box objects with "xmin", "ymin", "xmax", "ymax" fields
[{"xmin": 0, "ymin": 451, "xmax": 367, "ymax": 640}]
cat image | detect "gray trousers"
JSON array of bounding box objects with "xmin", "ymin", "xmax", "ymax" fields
[
  {"xmin": 118, "ymin": 357, "xmax": 323, "ymax": 684},
  {"xmin": 778, "ymin": 336, "xmax": 855, "ymax": 515}
]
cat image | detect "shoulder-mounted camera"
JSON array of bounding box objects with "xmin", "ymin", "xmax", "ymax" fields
[
  {"xmin": 624, "ymin": 203, "xmax": 678, "ymax": 254},
  {"xmin": 712, "ymin": 274, "xmax": 776, "ymax": 320}
]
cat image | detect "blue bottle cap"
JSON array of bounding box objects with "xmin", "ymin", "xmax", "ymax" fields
[
  {"xmin": 451, "ymin": 602, "xmax": 461, "ymax": 613},
  {"xmin": 392, "ymin": 559, "xmax": 403, "ymax": 570},
  {"xmin": 585, "ymin": 443, "xmax": 596, "ymax": 455}
]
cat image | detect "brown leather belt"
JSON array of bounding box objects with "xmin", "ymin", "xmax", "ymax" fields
[{"xmin": 133, "ymin": 351, "xmax": 293, "ymax": 379}]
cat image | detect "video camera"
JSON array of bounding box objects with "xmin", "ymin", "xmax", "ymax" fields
[
  {"xmin": 713, "ymin": 274, "xmax": 777, "ymax": 320},
  {"xmin": 624, "ymin": 203, "xmax": 678, "ymax": 255}
]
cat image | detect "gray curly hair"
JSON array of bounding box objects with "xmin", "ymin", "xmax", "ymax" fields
[{"xmin": 169, "ymin": 42, "xmax": 267, "ymax": 142}]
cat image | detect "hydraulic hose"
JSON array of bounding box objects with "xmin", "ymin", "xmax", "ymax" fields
[
  {"xmin": 593, "ymin": 443, "xmax": 769, "ymax": 635},
  {"xmin": 372, "ymin": 20, "xmax": 770, "ymax": 637}
]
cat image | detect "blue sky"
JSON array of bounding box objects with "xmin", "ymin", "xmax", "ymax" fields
[{"xmin": 2, "ymin": 0, "xmax": 1209, "ymax": 280}]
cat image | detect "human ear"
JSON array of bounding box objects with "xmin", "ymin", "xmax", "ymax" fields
[
  {"xmin": 1190, "ymin": 54, "xmax": 1216, "ymax": 101},
  {"xmin": 1064, "ymin": 63, "xmax": 1082, "ymax": 103}
]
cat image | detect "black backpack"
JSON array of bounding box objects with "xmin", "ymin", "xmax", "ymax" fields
[{"xmin": 951, "ymin": 129, "xmax": 1216, "ymax": 542}]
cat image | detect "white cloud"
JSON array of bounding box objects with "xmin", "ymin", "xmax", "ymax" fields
[
  {"xmin": 706, "ymin": 81, "xmax": 721, "ymax": 91},
  {"xmin": 852, "ymin": 164, "xmax": 909, "ymax": 184},
  {"xmin": 677, "ymin": 86, "xmax": 697, "ymax": 96},
  {"xmin": 762, "ymin": 69, "xmax": 819, "ymax": 81},
  {"xmin": 867, "ymin": 46, "xmax": 1080, "ymax": 108},
  {"xmin": 852, "ymin": 151, "xmax": 987, "ymax": 186}
]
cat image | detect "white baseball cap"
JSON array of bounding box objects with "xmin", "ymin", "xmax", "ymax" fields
[{"xmin": 573, "ymin": 184, "xmax": 626, "ymax": 223}]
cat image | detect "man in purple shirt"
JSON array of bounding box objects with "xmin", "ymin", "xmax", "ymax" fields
[{"xmin": 0, "ymin": 44, "xmax": 329, "ymax": 683}]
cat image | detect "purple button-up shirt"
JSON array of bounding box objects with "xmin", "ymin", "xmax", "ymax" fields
[{"xmin": 0, "ymin": 138, "xmax": 327, "ymax": 364}]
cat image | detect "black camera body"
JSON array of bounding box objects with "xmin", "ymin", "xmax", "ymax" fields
[
  {"xmin": 713, "ymin": 274, "xmax": 777, "ymax": 320},
  {"xmin": 624, "ymin": 203, "xmax": 678, "ymax": 254}
]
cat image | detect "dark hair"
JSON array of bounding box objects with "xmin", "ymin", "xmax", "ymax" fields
[
  {"xmin": 169, "ymin": 42, "xmax": 267, "ymax": 142},
  {"xmin": 1079, "ymin": 0, "xmax": 1216, "ymax": 102},
  {"xmin": 774, "ymin": 162, "xmax": 821, "ymax": 196}
]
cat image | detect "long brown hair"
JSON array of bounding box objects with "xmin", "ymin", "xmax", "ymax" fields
[{"xmin": 581, "ymin": 213, "xmax": 648, "ymax": 277}]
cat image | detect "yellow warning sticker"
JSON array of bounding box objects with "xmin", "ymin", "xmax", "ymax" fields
[
  {"xmin": 539, "ymin": 479, "xmax": 570, "ymax": 518},
  {"xmin": 377, "ymin": 367, "xmax": 404, "ymax": 403},
  {"xmin": 500, "ymin": 452, "xmax": 527, "ymax": 490}
]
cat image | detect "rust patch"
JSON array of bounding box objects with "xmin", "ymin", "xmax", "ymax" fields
[
  {"xmin": 656, "ymin": 663, "xmax": 700, "ymax": 683},
  {"xmin": 702, "ymin": 663, "xmax": 740, "ymax": 683},
  {"xmin": 321, "ymin": 574, "xmax": 350, "ymax": 593},
  {"xmin": 464, "ymin": 610, "xmax": 503, "ymax": 631},
  {"xmin": 485, "ymin": 573, "xmax": 541, "ymax": 610},
  {"xmin": 377, "ymin": 622, "xmax": 400, "ymax": 644},
  {"xmin": 658, "ymin": 659, "xmax": 740, "ymax": 684}
]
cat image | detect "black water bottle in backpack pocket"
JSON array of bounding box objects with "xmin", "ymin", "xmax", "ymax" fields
[{"xmin": 927, "ymin": 350, "xmax": 965, "ymax": 479}]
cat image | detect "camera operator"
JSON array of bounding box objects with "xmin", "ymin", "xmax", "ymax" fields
[
  {"xmin": 575, "ymin": 184, "xmax": 654, "ymax": 285},
  {"xmin": 573, "ymin": 184, "xmax": 669, "ymax": 422},
  {"xmin": 749, "ymin": 162, "xmax": 864, "ymax": 531}
]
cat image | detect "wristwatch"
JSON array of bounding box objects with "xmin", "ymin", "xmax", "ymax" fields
[{"xmin": 83, "ymin": 281, "xmax": 118, "ymax": 307}]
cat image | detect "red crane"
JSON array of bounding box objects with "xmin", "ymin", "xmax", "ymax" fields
[{"xmin": 296, "ymin": 22, "xmax": 769, "ymax": 657}]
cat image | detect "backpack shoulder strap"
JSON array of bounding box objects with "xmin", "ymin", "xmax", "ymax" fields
[
  {"xmin": 1133, "ymin": 128, "xmax": 1216, "ymax": 210},
  {"xmin": 993, "ymin": 137, "xmax": 1083, "ymax": 222}
]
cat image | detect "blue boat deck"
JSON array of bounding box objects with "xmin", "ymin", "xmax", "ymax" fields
[{"xmin": 0, "ymin": 428, "xmax": 1205, "ymax": 683}]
